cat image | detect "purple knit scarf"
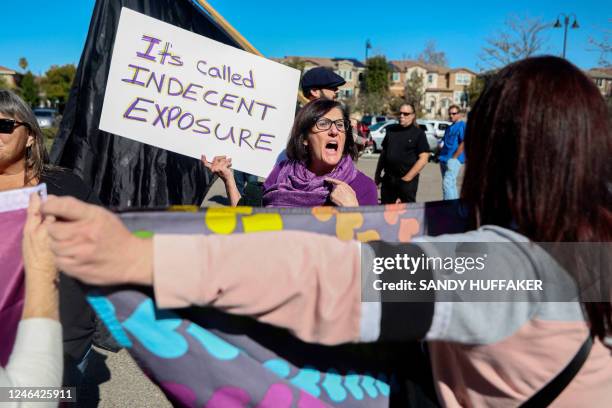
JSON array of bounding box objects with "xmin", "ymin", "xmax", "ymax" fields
[{"xmin": 262, "ymin": 155, "xmax": 358, "ymax": 207}]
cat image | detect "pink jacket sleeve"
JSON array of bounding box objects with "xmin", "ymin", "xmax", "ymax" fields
[{"xmin": 153, "ymin": 231, "xmax": 363, "ymax": 345}]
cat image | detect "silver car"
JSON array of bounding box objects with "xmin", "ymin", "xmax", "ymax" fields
[{"xmin": 33, "ymin": 108, "xmax": 58, "ymax": 129}]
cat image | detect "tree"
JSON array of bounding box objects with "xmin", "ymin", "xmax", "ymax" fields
[
  {"xmin": 358, "ymin": 56, "xmax": 390, "ymax": 114},
  {"xmin": 418, "ymin": 40, "xmax": 448, "ymax": 67},
  {"xmin": 480, "ymin": 14, "xmax": 550, "ymax": 69},
  {"xmin": 19, "ymin": 57, "xmax": 28, "ymax": 72},
  {"xmin": 404, "ymin": 71, "xmax": 425, "ymax": 115},
  {"xmin": 0, "ymin": 76, "xmax": 9, "ymax": 90},
  {"xmin": 283, "ymin": 57, "xmax": 306, "ymax": 72},
  {"xmin": 588, "ymin": 20, "xmax": 611, "ymax": 67},
  {"xmin": 40, "ymin": 64, "xmax": 76, "ymax": 105},
  {"xmin": 18, "ymin": 72, "xmax": 40, "ymax": 107},
  {"xmin": 362, "ymin": 56, "xmax": 390, "ymax": 95},
  {"xmin": 466, "ymin": 76, "xmax": 486, "ymax": 108}
]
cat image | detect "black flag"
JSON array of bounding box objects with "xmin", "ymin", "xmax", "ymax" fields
[{"xmin": 50, "ymin": 0, "xmax": 243, "ymax": 208}]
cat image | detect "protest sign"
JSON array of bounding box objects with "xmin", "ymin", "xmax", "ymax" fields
[{"xmin": 100, "ymin": 7, "xmax": 300, "ymax": 177}]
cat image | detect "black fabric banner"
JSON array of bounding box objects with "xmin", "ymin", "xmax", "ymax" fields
[{"xmin": 50, "ymin": 0, "xmax": 242, "ymax": 208}]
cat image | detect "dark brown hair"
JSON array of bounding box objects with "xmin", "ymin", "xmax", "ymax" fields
[
  {"xmin": 286, "ymin": 99, "xmax": 357, "ymax": 162},
  {"xmin": 0, "ymin": 90, "xmax": 50, "ymax": 185},
  {"xmin": 462, "ymin": 56, "xmax": 611, "ymax": 339}
]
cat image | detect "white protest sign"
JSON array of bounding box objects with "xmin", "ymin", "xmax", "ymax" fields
[{"xmin": 99, "ymin": 7, "xmax": 300, "ymax": 177}]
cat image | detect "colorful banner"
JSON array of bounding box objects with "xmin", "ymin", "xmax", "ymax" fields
[{"xmin": 88, "ymin": 200, "xmax": 468, "ymax": 407}]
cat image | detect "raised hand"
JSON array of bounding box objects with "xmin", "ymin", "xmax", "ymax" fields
[{"xmin": 325, "ymin": 178, "xmax": 359, "ymax": 207}]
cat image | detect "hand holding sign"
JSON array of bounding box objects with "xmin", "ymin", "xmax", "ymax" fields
[{"xmin": 100, "ymin": 8, "xmax": 300, "ymax": 177}]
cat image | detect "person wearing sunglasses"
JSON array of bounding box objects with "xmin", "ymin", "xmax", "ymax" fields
[
  {"xmin": 204, "ymin": 99, "xmax": 377, "ymax": 207},
  {"xmin": 374, "ymin": 103, "xmax": 430, "ymax": 203},
  {"xmin": 0, "ymin": 90, "xmax": 118, "ymax": 387},
  {"xmin": 438, "ymin": 104, "xmax": 466, "ymax": 200}
]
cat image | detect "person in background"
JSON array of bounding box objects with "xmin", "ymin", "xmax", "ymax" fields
[
  {"xmin": 203, "ymin": 99, "xmax": 378, "ymax": 207},
  {"xmin": 374, "ymin": 103, "xmax": 429, "ymax": 203},
  {"xmin": 0, "ymin": 193, "xmax": 62, "ymax": 402},
  {"xmin": 0, "ymin": 90, "xmax": 116, "ymax": 386},
  {"xmin": 42, "ymin": 56, "xmax": 611, "ymax": 407},
  {"xmin": 300, "ymin": 66, "xmax": 346, "ymax": 101},
  {"xmin": 438, "ymin": 105, "xmax": 465, "ymax": 200}
]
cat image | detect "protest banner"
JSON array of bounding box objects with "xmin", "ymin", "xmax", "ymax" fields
[{"xmin": 100, "ymin": 7, "xmax": 301, "ymax": 177}]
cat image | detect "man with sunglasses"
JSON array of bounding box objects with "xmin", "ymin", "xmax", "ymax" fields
[
  {"xmin": 375, "ymin": 103, "xmax": 429, "ymax": 203},
  {"xmin": 438, "ymin": 105, "xmax": 466, "ymax": 200}
]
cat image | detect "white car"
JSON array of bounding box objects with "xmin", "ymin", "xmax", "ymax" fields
[
  {"xmin": 369, "ymin": 120, "xmax": 397, "ymax": 152},
  {"xmin": 422, "ymin": 119, "xmax": 452, "ymax": 139}
]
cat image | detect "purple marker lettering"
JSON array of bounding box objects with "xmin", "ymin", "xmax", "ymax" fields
[
  {"xmin": 178, "ymin": 113, "xmax": 195, "ymax": 130},
  {"xmin": 146, "ymin": 71, "xmax": 166, "ymax": 94},
  {"xmin": 219, "ymin": 93, "xmax": 238, "ymax": 110},
  {"xmin": 196, "ymin": 60, "xmax": 208, "ymax": 76},
  {"xmin": 136, "ymin": 35, "xmax": 161, "ymax": 62},
  {"xmin": 208, "ymin": 66, "xmax": 222, "ymax": 79},
  {"xmin": 153, "ymin": 104, "xmax": 168, "ymax": 128},
  {"xmin": 230, "ymin": 73, "xmax": 242, "ymax": 86},
  {"xmin": 255, "ymin": 102, "xmax": 277, "ymax": 121},
  {"xmin": 243, "ymin": 70, "xmax": 255, "ymax": 88},
  {"xmin": 182, "ymin": 83, "xmax": 203, "ymax": 101},
  {"xmin": 203, "ymin": 90, "xmax": 219, "ymax": 106},
  {"xmin": 167, "ymin": 77, "xmax": 184, "ymax": 96},
  {"xmin": 254, "ymin": 133, "xmax": 275, "ymax": 151},
  {"xmin": 123, "ymin": 97, "xmax": 154, "ymax": 122},
  {"xmin": 159, "ymin": 42, "xmax": 172, "ymax": 65},
  {"xmin": 214, "ymin": 123, "xmax": 235, "ymax": 143},
  {"xmin": 169, "ymin": 55, "xmax": 183, "ymax": 67},
  {"xmin": 121, "ymin": 64, "xmax": 150, "ymax": 86},
  {"xmin": 166, "ymin": 106, "xmax": 182, "ymax": 127},
  {"xmin": 193, "ymin": 119, "xmax": 211, "ymax": 135},
  {"xmin": 236, "ymin": 98, "xmax": 254, "ymax": 116},
  {"xmin": 238, "ymin": 128, "xmax": 254, "ymax": 149}
]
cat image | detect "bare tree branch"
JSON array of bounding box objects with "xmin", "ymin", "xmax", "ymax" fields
[
  {"xmin": 588, "ymin": 19, "xmax": 611, "ymax": 67},
  {"xmin": 479, "ymin": 14, "xmax": 551, "ymax": 70}
]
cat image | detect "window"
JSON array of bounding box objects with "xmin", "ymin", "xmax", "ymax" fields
[
  {"xmin": 392, "ymin": 72, "xmax": 400, "ymax": 82},
  {"xmin": 596, "ymin": 78, "xmax": 604, "ymax": 87},
  {"xmin": 455, "ymin": 73, "xmax": 471, "ymax": 85},
  {"xmin": 343, "ymin": 89, "xmax": 353, "ymax": 97},
  {"xmin": 428, "ymin": 74, "xmax": 434, "ymax": 85},
  {"xmin": 349, "ymin": 71, "xmax": 352, "ymax": 80},
  {"xmin": 453, "ymin": 91, "xmax": 463, "ymax": 103}
]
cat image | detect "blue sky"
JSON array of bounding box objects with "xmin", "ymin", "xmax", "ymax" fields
[{"xmin": 0, "ymin": 0, "xmax": 607, "ymax": 75}]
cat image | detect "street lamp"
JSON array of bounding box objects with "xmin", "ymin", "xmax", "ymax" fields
[
  {"xmin": 553, "ymin": 13, "xmax": 579, "ymax": 59},
  {"xmin": 365, "ymin": 39, "xmax": 372, "ymax": 63}
]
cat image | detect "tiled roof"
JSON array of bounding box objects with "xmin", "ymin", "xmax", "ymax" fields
[
  {"xmin": 0, "ymin": 65, "xmax": 16, "ymax": 74},
  {"xmin": 588, "ymin": 68, "xmax": 612, "ymax": 79}
]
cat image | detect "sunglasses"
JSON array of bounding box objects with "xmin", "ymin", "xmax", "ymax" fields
[
  {"xmin": 0, "ymin": 118, "xmax": 29, "ymax": 134},
  {"xmin": 449, "ymin": 111, "xmax": 460, "ymax": 116},
  {"xmin": 314, "ymin": 117, "xmax": 349, "ymax": 132},
  {"xmin": 399, "ymin": 111, "xmax": 415, "ymax": 116}
]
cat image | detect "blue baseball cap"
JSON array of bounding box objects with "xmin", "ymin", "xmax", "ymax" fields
[{"xmin": 301, "ymin": 67, "xmax": 346, "ymax": 93}]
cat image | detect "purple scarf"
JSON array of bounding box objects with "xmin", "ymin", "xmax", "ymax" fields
[{"xmin": 263, "ymin": 155, "xmax": 358, "ymax": 207}]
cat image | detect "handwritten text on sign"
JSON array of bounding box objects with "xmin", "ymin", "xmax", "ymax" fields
[{"xmin": 99, "ymin": 8, "xmax": 300, "ymax": 177}]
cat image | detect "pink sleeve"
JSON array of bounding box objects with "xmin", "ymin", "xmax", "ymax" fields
[{"xmin": 153, "ymin": 231, "xmax": 362, "ymax": 345}]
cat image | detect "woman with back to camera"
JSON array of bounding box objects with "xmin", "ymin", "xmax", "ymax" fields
[
  {"xmin": 42, "ymin": 56, "xmax": 612, "ymax": 406},
  {"xmin": 202, "ymin": 99, "xmax": 378, "ymax": 207}
]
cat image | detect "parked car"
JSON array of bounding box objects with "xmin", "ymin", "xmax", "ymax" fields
[
  {"xmin": 422, "ymin": 119, "xmax": 452, "ymax": 139},
  {"xmin": 359, "ymin": 115, "xmax": 388, "ymax": 136},
  {"xmin": 369, "ymin": 120, "xmax": 397, "ymax": 152},
  {"xmin": 33, "ymin": 108, "xmax": 58, "ymax": 129}
]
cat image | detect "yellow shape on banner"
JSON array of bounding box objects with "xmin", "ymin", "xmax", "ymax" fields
[
  {"xmin": 336, "ymin": 212, "xmax": 364, "ymax": 240},
  {"xmin": 168, "ymin": 205, "xmax": 200, "ymax": 212},
  {"xmin": 205, "ymin": 207, "xmax": 253, "ymax": 234},
  {"xmin": 242, "ymin": 213, "xmax": 284, "ymax": 233},
  {"xmin": 356, "ymin": 230, "xmax": 380, "ymax": 242},
  {"xmin": 311, "ymin": 206, "xmax": 338, "ymax": 222}
]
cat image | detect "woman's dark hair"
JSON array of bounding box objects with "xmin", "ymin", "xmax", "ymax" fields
[
  {"xmin": 462, "ymin": 56, "xmax": 611, "ymax": 339},
  {"xmin": 0, "ymin": 90, "xmax": 50, "ymax": 184},
  {"xmin": 286, "ymin": 99, "xmax": 357, "ymax": 162}
]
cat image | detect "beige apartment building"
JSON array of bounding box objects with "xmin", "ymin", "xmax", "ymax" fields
[
  {"xmin": 587, "ymin": 68, "xmax": 612, "ymax": 97},
  {"xmin": 0, "ymin": 65, "xmax": 18, "ymax": 88},
  {"xmin": 279, "ymin": 56, "xmax": 366, "ymax": 99},
  {"xmin": 390, "ymin": 60, "xmax": 476, "ymax": 118},
  {"xmin": 277, "ymin": 56, "xmax": 477, "ymax": 118}
]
